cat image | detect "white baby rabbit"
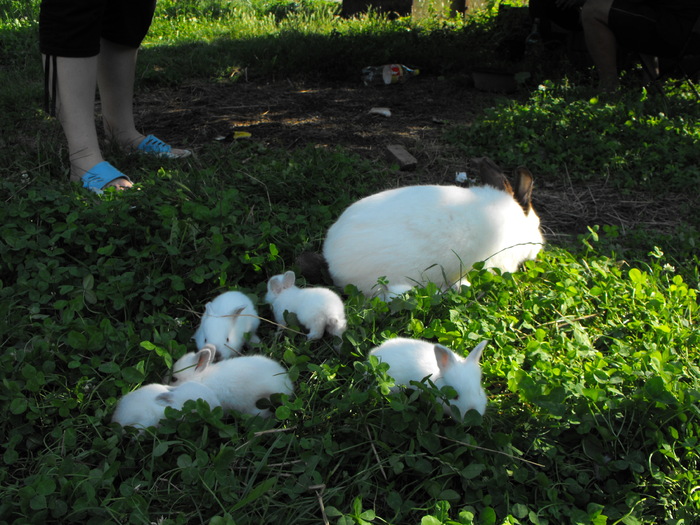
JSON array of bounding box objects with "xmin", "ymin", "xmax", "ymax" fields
[
  {"xmin": 192, "ymin": 291, "xmax": 261, "ymax": 359},
  {"xmin": 265, "ymin": 270, "xmax": 347, "ymax": 340},
  {"xmin": 178, "ymin": 346, "xmax": 294, "ymax": 418},
  {"xmin": 322, "ymin": 157, "xmax": 543, "ymax": 298},
  {"xmin": 170, "ymin": 344, "xmax": 216, "ymax": 385},
  {"xmin": 111, "ymin": 381, "xmax": 221, "ymax": 430},
  {"xmin": 368, "ymin": 338, "xmax": 488, "ymax": 419}
]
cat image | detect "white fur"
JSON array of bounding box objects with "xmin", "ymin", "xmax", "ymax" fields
[
  {"xmin": 171, "ymin": 343, "xmax": 219, "ymax": 384},
  {"xmin": 265, "ymin": 270, "xmax": 347, "ymax": 340},
  {"xmin": 323, "ymin": 184, "xmax": 543, "ymax": 298},
  {"xmin": 171, "ymin": 350, "xmax": 201, "ymax": 384},
  {"xmin": 369, "ymin": 338, "xmax": 488, "ymax": 419},
  {"xmin": 111, "ymin": 382, "xmax": 221, "ymax": 430},
  {"xmin": 182, "ymin": 347, "xmax": 294, "ymax": 418},
  {"xmin": 165, "ymin": 381, "xmax": 222, "ymax": 411},
  {"xmin": 192, "ymin": 291, "xmax": 261, "ymax": 358}
]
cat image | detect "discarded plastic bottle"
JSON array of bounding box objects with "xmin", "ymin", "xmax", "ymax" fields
[{"xmin": 362, "ymin": 64, "xmax": 420, "ymax": 86}]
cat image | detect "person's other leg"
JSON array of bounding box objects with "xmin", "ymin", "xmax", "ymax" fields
[
  {"xmin": 97, "ymin": 43, "xmax": 192, "ymax": 158},
  {"xmin": 99, "ymin": 0, "xmax": 191, "ymax": 158},
  {"xmin": 97, "ymin": 39, "xmax": 143, "ymax": 149},
  {"xmin": 581, "ymin": 0, "xmax": 619, "ymax": 91}
]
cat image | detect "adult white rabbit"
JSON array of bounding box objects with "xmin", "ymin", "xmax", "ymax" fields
[
  {"xmin": 111, "ymin": 381, "xmax": 221, "ymax": 430},
  {"xmin": 368, "ymin": 338, "xmax": 488, "ymax": 419},
  {"xmin": 177, "ymin": 346, "xmax": 294, "ymax": 418},
  {"xmin": 265, "ymin": 270, "xmax": 347, "ymax": 340},
  {"xmin": 322, "ymin": 157, "xmax": 543, "ymax": 298},
  {"xmin": 192, "ymin": 291, "xmax": 261, "ymax": 359}
]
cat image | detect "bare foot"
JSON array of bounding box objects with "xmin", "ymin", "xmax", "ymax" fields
[
  {"xmin": 102, "ymin": 177, "xmax": 133, "ymax": 190},
  {"xmin": 71, "ymin": 161, "xmax": 133, "ymax": 191}
]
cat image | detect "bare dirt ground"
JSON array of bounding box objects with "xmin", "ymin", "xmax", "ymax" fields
[
  {"xmin": 142, "ymin": 76, "xmax": 495, "ymax": 173},
  {"xmin": 139, "ymin": 77, "xmax": 688, "ymax": 246}
]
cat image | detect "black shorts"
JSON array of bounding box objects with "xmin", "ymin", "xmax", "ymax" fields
[
  {"xmin": 609, "ymin": 0, "xmax": 700, "ymax": 57},
  {"xmin": 39, "ymin": 0, "xmax": 157, "ymax": 57}
]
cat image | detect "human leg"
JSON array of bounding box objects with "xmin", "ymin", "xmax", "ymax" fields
[
  {"xmin": 581, "ymin": 0, "xmax": 619, "ymax": 91},
  {"xmin": 39, "ymin": 0, "xmax": 131, "ymax": 190},
  {"xmin": 97, "ymin": 40, "xmax": 192, "ymax": 159},
  {"xmin": 99, "ymin": 0, "xmax": 191, "ymax": 158},
  {"xmin": 97, "ymin": 39, "xmax": 142, "ymax": 149},
  {"xmin": 46, "ymin": 55, "xmax": 131, "ymax": 189},
  {"xmin": 639, "ymin": 54, "xmax": 660, "ymax": 82}
]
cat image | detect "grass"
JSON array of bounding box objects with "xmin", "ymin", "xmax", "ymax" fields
[
  {"xmin": 1, "ymin": 1, "xmax": 699, "ymax": 524},
  {"xmin": 445, "ymin": 82, "xmax": 700, "ymax": 193}
]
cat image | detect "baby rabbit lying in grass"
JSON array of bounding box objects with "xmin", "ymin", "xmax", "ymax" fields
[
  {"xmin": 170, "ymin": 346, "xmax": 294, "ymax": 419},
  {"xmin": 112, "ymin": 381, "xmax": 221, "ymax": 431},
  {"xmin": 369, "ymin": 338, "xmax": 488, "ymax": 420}
]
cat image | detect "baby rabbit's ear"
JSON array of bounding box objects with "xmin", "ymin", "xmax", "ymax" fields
[
  {"xmin": 465, "ymin": 340, "xmax": 488, "ymax": 365},
  {"xmin": 434, "ymin": 344, "xmax": 459, "ymax": 373},
  {"xmin": 268, "ymin": 275, "xmax": 282, "ymax": 295},
  {"xmin": 195, "ymin": 347, "xmax": 215, "ymax": 372},
  {"xmin": 282, "ymin": 271, "xmax": 296, "ymax": 289},
  {"xmin": 155, "ymin": 391, "xmax": 175, "ymax": 406},
  {"xmin": 229, "ymin": 305, "xmax": 246, "ymax": 322}
]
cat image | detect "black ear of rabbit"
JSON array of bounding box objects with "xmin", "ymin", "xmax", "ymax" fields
[
  {"xmin": 472, "ymin": 157, "xmax": 514, "ymax": 195},
  {"xmin": 513, "ymin": 167, "xmax": 535, "ymax": 215}
]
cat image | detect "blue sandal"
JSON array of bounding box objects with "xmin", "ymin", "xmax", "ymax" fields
[
  {"xmin": 136, "ymin": 134, "xmax": 192, "ymax": 159},
  {"xmin": 81, "ymin": 161, "xmax": 132, "ymax": 194}
]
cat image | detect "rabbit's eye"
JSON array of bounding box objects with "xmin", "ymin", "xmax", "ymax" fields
[{"xmin": 171, "ymin": 377, "xmax": 179, "ymax": 384}]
